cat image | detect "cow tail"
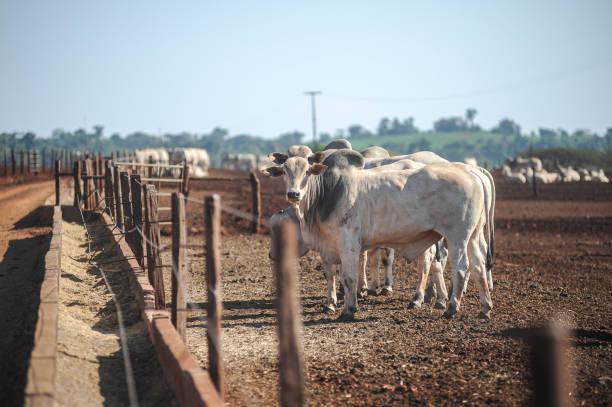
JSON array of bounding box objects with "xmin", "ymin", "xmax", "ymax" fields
[
  {"xmin": 435, "ymin": 240, "xmax": 441, "ymax": 262},
  {"xmin": 479, "ymin": 167, "xmax": 495, "ymax": 271}
]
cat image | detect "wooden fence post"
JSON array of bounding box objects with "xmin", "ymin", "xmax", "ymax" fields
[
  {"xmin": 529, "ymin": 325, "xmax": 572, "ymax": 407},
  {"xmin": 82, "ymin": 161, "xmax": 90, "ymax": 210},
  {"xmin": 273, "ymin": 220, "xmax": 304, "ymax": 407},
  {"xmin": 98, "ymin": 152, "xmax": 104, "ymax": 193},
  {"xmin": 20, "ymin": 150, "xmax": 24, "ymax": 174},
  {"xmin": 2, "ymin": 149, "xmax": 6, "ymax": 177},
  {"xmin": 27, "ymin": 150, "xmax": 31, "ymax": 174},
  {"xmin": 11, "ymin": 149, "xmax": 16, "ymax": 175},
  {"xmin": 250, "ymin": 170, "xmax": 261, "ymax": 234},
  {"xmin": 130, "ymin": 174, "xmax": 144, "ymax": 267},
  {"xmin": 120, "ymin": 171, "xmax": 132, "ymax": 240},
  {"xmin": 113, "ymin": 165, "xmax": 124, "ymax": 230},
  {"xmin": 41, "ymin": 149, "xmax": 46, "ymax": 173},
  {"xmin": 205, "ymin": 194, "xmax": 224, "ymax": 397},
  {"xmin": 145, "ymin": 185, "xmax": 165, "ymax": 309},
  {"xmin": 171, "ymin": 192, "xmax": 187, "ymax": 343},
  {"xmin": 55, "ymin": 160, "xmax": 61, "ymax": 206},
  {"xmin": 181, "ymin": 161, "xmax": 190, "ymax": 196},
  {"xmin": 73, "ymin": 160, "xmax": 81, "ymax": 208},
  {"xmin": 104, "ymin": 161, "xmax": 114, "ymax": 217}
]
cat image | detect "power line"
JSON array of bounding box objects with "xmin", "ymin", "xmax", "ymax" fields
[{"xmin": 304, "ymin": 91, "xmax": 322, "ymax": 144}]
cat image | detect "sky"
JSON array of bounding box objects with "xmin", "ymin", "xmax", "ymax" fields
[{"xmin": 1, "ymin": 1, "xmax": 611, "ymax": 140}]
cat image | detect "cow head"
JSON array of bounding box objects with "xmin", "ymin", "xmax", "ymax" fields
[
  {"xmin": 268, "ymin": 207, "xmax": 310, "ymax": 260},
  {"xmin": 265, "ymin": 154, "xmax": 327, "ymax": 204}
]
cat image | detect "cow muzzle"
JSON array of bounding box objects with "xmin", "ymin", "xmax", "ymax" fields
[{"xmin": 286, "ymin": 191, "xmax": 301, "ymax": 202}]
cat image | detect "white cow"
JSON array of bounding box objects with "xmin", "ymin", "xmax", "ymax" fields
[
  {"xmin": 360, "ymin": 146, "xmax": 390, "ymax": 159},
  {"xmin": 502, "ymin": 164, "xmax": 526, "ymax": 184},
  {"xmin": 578, "ymin": 168, "xmax": 592, "ymax": 182},
  {"xmin": 266, "ymin": 149, "xmax": 494, "ymax": 320},
  {"xmin": 511, "ymin": 156, "xmax": 543, "ymax": 172},
  {"xmin": 591, "ymin": 169, "xmax": 609, "ymax": 183},
  {"xmin": 221, "ymin": 153, "xmax": 257, "ymax": 171},
  {"xmin": 287, "ymin": 145, "xmax": 313, "ymax": 158},
  {"xmin": 555, "ymin": 164, "xmax": 581, "ymax": 182},
  {"xmin": 464, "ymin": 157, "xmax": 478, "ymax": 166},
  {"xmin": 171, "ymin": 148, "xmax": 210, "ymax": 178}
]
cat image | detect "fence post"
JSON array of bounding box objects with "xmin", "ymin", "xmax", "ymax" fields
[
  {"xmin": 145, "ymin": 185, "xmax": 165, "ymax": 309},
  {"xmin": 529, "ymin": 325, "xmax": 571, "ymax": 407},
  {"xmin": 104, "ymin": 161, "xmax": 114, "ymax": 217},
  {"xmin": 27, "ymin": 150, "xmax": 31, "ymax": 174},
  {"xmin": 82, "ymin": 161, "xmax": 90, "ymax": 210},
  {"xmin": 113, "ymin": 165, "xmax": 124, "ymax": 230},
  {"xmin": 20, "ymin": 150, "xmax": 24, "ymax": 174},
  {"xmin": 171, "ymin": 192, "xmax": 187, "ymax": 343},
  {"xmin": 2, "ymin": 149, "xmax": 6, "ymax": 177},
  {"xmin": 205, "ymin": 194, "xmax": 224, "ymax": 398},
  {"xmin": 180, "ymin": 160, "xmax": 190, "ymax": 196},
  {"xmin": 41, "ymin": 149, "xmax": 46, "ymax": 174},
  {"xmin": 250, "ymin": 170, "xmax": 261, "ymax": 234},
  {"xmin": 55, "ymin": 160, "xmax": 61, "ymax": 206},
  {"xmin": 98, "ymin": 152, "xmax": 104, "ymax": 193},
  {"xmin": 273, "ymin": 220, "xmax": 304, "ymax": 407},
  {"xmin": 120, "ymin": 172, "xmax": 132, "ymax": 242},
  {"xmin": 11, "ymin": 149, "xmax": 16, "ymax": 175},
  {"xmin": 73, "ymin": 160, "xmax": 81, "ymax": 208},
  {"xmin": 130, "ymin": 174, "xmax": 144, "ymax": 267}
]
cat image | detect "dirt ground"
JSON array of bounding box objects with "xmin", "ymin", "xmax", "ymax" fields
[
  {"xmin": 155, "ymin": 172, "xmax": 612, "ymax": 406},
  {"xmin": 57, "ymin": 216, "xmax": 174, "ymax": 406}
]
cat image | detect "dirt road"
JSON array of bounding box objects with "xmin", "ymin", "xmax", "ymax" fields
[{"xmin": 0, "ymin": 181, "xmax": 54, "ymax": 406}]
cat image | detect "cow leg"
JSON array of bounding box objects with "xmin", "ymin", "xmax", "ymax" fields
[
  {"xmin": 367, "ymin": 249, "xmax": 380, "ymax": 295},
  {"xmin": 381, "ymin": 248, "xmax": 394, "ymax": 295},
  {"xmin": 424, "ymin": 275, "xmax": 436, "ymax": 304},
  {"xmin": 432, "ymin": 243, "xmax": 449, "ymax": 309},
  {"xmin": 338, "ymin": 250, "xmax": 360, "ymax": 322},
  {"xmin": 469, "ymin": 232, "xmax": 493, "ymax": 319},
  {"xmin": 322, "ymin": 261, "xmax": 337, "ymax": 312},
  {"xmin": 357, "ymin": 251, "xmax": 368, "ymax": 298},
  {"xmin": 409, "ymin": 248, "xmax": 433, "ymax": 308},
  {"xmin": 443, "ymin": 242, "xmax": 470, "ymax": 319}
]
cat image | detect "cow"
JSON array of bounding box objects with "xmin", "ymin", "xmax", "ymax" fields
[
  {"xmin": 555, "ymin": 163, "xmax": 580, "ymax": 182},
  {"xmin": 171, "ymin": 148, "xmax": 210, "ymax": 178},
  {"xmin": 591, "ymin": 169, "xmax": 610, "ymax": 183},
  {"xmin": 364, "ymin": 151, "xmax": 449, "ymax": 168},
  {"xmin": 511, "ymin": 156, "xmax": 543, "ymax": 172},
  {"xmin": 323, "ymin": 139, "xmax": 352, "ymax": 150},
  {"xmin": 502, "ymin": 164, "xmax": 526, "ymax": 184},
  {"xmin": 265, "ymin": 149, "xmax": 494, "ymax": 321},
  {"xmin": 221, "ymin": 153, "xmax": 257, "ymax": 171},
  {"xmin": 360, "ymin": 146, "xmax": 390, "ymax": 159},
  {"xmin": 464, "ymin": 157, "xmax": 477, "ymax": 166}
]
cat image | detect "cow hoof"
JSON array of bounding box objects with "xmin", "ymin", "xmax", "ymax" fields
[
  {"xmin": 478, "ymin": 310, "xmax": 491, "ymax": 319},
  {"xmin": 381, "ymin": 287, "xmax": 393, "ymax": 296},
  {"xmin": 357, "ymin": 289, "xmax": 368, "ymax": 299},
  {"xmin": 367, "ymin": 288, "xmax": 378, "ymax": 296},
  {"xmin": 434, "ymin": 301, "xmax": 447, "ymax": 310},
  {"xmin": 408, "ymin": 301, "xmax": 421, "ymax": 309},
  {"xmin": 324, "ymin": 304, "xmax": 336, "ymax": 313},
  {"xmin": 337, "ymin": 311, "xmax": 355, "ymax": 322},
  {"xmin": 443, "ymin": 306, "xmax": 457, "ymax": 319}
]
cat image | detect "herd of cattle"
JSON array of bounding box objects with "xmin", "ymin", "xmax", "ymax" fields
[
  {"xmin": 501, "ymin": 156, "xmax": 609, "ymax": 184},
  {"xmin": 265, "ymin": 139, "xmax": 495, "ymax": 322}
]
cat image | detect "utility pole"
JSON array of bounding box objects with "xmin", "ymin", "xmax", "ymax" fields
[{"xmin": 304, "ymin": 91, "xmax": 321, "ymax": 145}]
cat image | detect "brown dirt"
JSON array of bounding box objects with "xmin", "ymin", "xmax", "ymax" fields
[
  {"xmin": 154, "ymin": 175, "xmax": 612, "ymax": 406},
  {"xmin": 0, "ymin": 181, "xmax": 54, "ymax": 406}
]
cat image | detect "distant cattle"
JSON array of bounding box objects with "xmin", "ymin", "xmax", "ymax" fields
[
  {"xmin": 221, "ymin": 153, "xmax": 257, "ymax": 171},
  {"xmin": 171, "ymin": 148, "xmax": 210, "ymax": 178},
  {"xmin": 360, "ymin": 146, "xmax": 390, "ymax": 159},
  {"xmin": 502, "ymin": 164, "xmax": 526, "ymax": 184}
]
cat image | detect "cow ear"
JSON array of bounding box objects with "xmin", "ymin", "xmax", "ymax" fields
[
  {"xmin": 309, "ymin": 164, "xmax": 327, "ymax": 175},
  {"xmin": 265, "ymin": 166, "xmax": 285, "ymax": 177},
  {"xmin": 308, "ymin": 151, "xmax": 325, "ymax": 164},
  {"xmin": 268, "ymin": 152, "xmax": 288, "ymax": 165}
]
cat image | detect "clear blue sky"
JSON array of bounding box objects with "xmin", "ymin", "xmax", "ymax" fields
[{"xmin": 1, "ymin": 1, "xmax": 611, "ymax": 139}]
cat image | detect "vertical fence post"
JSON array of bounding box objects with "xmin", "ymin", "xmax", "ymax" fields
[
  {"xmin": 250, "ymin": 170, "xmax": 261, "ymax": 234},
  {"xmin": 120, "ymin": 172, "xmax": 132, "ymax": 241},
  {"xmin": 145, "ymin": 185, "xmax": 165, "ymax": 309},
  {"xmin": 205, "ymin": 194, "xmax": 224, "ymax": 398},
  {"xmin": 27, "ymin": 150, "xmax": 31, "ymax": 174},
  {"xmin": 82, "ymin": 161, "xmax": 90, "ymax": 210},
  {"xmin": 11, "ymin": 149, "xmax": 16, "ymax": 175},
  {"xmin": 113, "ymin": 165, "xmax": 124, "ymax": 230},
  {"xmin": 273, "ymin": 220, "xmax": 304, "ymax": 407},
  {"xmin": 98, "ymin": 152, "xmax": 104, "ymax": 194},
  {"xmin": 41, "ymin": 149, "xmax": 46, "ymax": 174},
  {"xmin": 20, "ymin": 150, "xmax": 24, "ymax": 174},
  {"xmin": 104, "ymin": 161, "xmax": 114, "ymax": 217},
  {"xmin": 73, "ymin": 160, "xmax": 81, "ymax": 208},
  {"xmin": 55, "ymin": 160, "xmax": 61, "ymax": 206},
  {"xmin": 180, "ymin": 161, "xmax": 190, "ymax": 196},
  {"xmin": 130, "ymin": 174, "xmax": 144, "ymax": 267},
  {"xmin": 171, "ymin": 192, "xmax": 187, "ymax": 343},
  {"xmin": 529, "ymin": 325, "xmax": 571, "ymax": 407},
  {"xmin": 2, "ymin": 149, "xmax": 6, "ymax": 177}
]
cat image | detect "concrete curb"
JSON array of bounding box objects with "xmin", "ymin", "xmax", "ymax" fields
[
  {"xmin": 102, "ymin": 212, "xmax": 223, "ymax": 407},
  {"xmin": 24, "ymin": 206, "xmax": 62, "ymax": 407}
]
